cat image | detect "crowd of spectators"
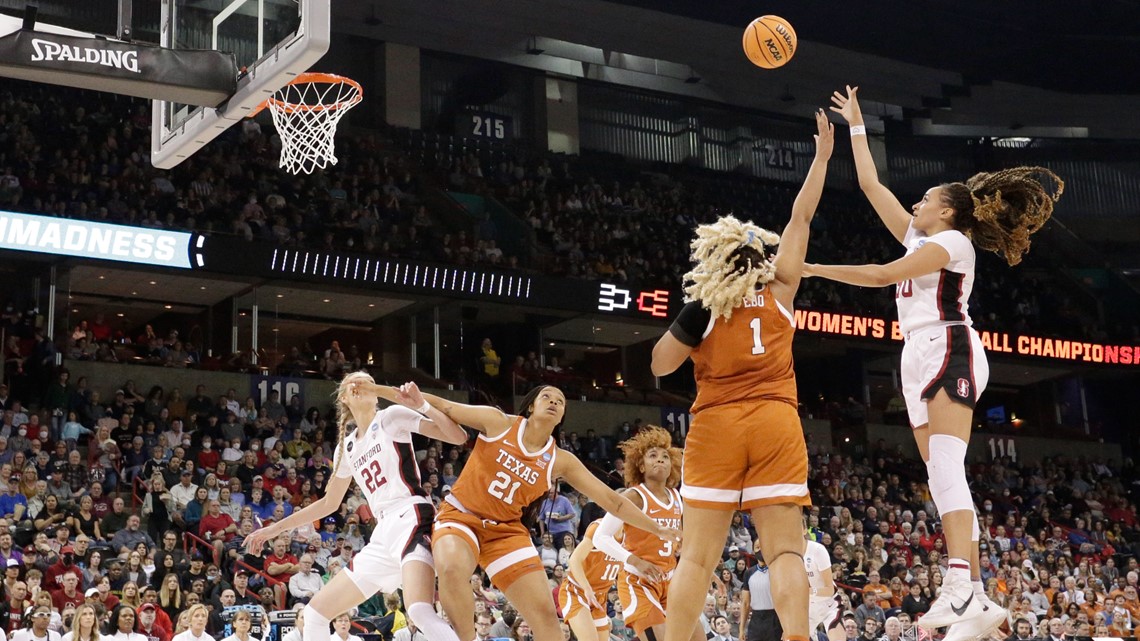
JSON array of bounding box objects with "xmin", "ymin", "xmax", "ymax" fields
[
  {"xmin": 0, "ymin": 81, "xmax": 1132, "ymax": 345},
  {"xmin": 0, "ymin": 350, "xmax": 1135, "ymax": 641}
]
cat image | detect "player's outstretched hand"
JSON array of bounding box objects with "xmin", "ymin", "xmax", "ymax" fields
[
  {"xmin": 829, "ymin": 85, "xmax": 862, "ymax": 125},
  {"xmin": 242, "ymin": 528, "xmax": 275, "ymax": 557},
  {"xmin": 627, "ymin": 555, "xmax": 665, "ymax": 583},
  {"xmin": 395, "ymin": 381, "xmax": 426, "ymax": 409},
  {"xmin": 656, "ymin": 525, "xmax": 682, "ymax": 545},
  {"xmin": 813, "ymin": 109, "xmax": 834, "ymax": 162}
]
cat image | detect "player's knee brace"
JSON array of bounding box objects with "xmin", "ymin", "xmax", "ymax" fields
[
  {"xmin": 927, "ymin": 434, "xmax": 973, "ymax": 515},
  {"xmin": 303, "ymin": 605, "xmax": 333, "ymax": 641}
]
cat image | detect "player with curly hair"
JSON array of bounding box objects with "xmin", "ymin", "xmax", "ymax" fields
[
  {"xmin": 652, "ymin": 110, "xmax": 834, "ymax": 641},
  {"xmin": 591, "ymin": 426, "xmax": 692, "ymax": 641},
  {"xmin": 807, "ymin": 86, "xmax": 1063, "ymax": 640}
]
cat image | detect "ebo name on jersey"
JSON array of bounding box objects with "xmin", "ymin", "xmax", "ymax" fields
[{"xmin": 495, "ymin": 449, "xmax": 542, "ymax": 484}]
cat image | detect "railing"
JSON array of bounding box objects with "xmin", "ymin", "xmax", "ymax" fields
[
  {"xmin": 132, "ymin": 475, "xmax": 147, "ymax": 510},
  {"xmin": 233, "ymin": 558, "xmax": 287, "ymax": 611}
]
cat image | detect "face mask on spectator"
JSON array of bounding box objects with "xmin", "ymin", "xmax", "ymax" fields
[
  {"xmin": 202, "ymin": 441, "xmax": 211, "ymax": 450},
  {"xmin": 39, "ymin": 429, "xmax": 48, "ymax": 440},
  {"xmin": 17, "ymin": 429, "xmax": 25, "ymax": 437},
  {"xmin": 251, "ymin": 445, "xmax": 260, "ymax": 451},
  {"xmin": 182, "ymin": 439, "xmax": 191, "ymax": 448}
]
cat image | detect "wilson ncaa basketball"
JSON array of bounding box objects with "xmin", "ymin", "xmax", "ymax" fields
[{"xmin": 743, "ymin": 15, "xmax": 798, "ymax": 69}]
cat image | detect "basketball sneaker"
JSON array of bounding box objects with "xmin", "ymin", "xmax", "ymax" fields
[
  {"xmin": 918, "ymin": 572, "xmax": 986, "ymax": 630},
  {"xmin": 941, "ymin": 597, "xmax": 1008, "ymax": 641}
]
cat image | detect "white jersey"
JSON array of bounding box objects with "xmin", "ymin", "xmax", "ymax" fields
[
  {"xmin": 896, "ymin": 222, "xmax": 976, "ymax": 334},
  {"xmin": 333, "ymin": 405, "xmax": 427, "ymax": 513},
  {"xmin": 12, "ymin": 631, "xmax": 60, "ymax": 641},
  {"xmin": 803, "ymin": 539, "xmax": 831, "ymax": 596}
]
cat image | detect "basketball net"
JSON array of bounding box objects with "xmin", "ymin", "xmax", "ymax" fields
[{"xmin": 258, "ymin": 73, "xmax": 362, "ymax": 174}]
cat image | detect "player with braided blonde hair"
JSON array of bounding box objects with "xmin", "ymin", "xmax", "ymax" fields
[
  {"xmin": 243, "ymin": 372, "xmax": 468, "ymax": 641},
  {"xmin": 683, "ymin": 216, "xmax": 781, "ymax": 322},
  {"xmin": 808, "ymin": 85, "xmax": 1063, "ymax": 640},
  {"xmin": 653, "ymin": 109, "xmax": 834, "ymax": 641}
]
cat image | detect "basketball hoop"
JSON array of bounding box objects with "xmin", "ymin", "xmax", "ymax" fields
[{"xmin": 255, "ymin": 72, "xmax": 362, "ymax": 174}]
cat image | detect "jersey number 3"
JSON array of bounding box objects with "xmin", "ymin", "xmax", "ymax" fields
[
  {"xmin": 359, "ymin": 459, "xmax": 387, "ymax": 493},
  {"xmin": 749, "ymin": 318, "xmax": 766, "ymax": 355}
]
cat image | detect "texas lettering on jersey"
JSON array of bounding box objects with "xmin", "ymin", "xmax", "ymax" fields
[{"xmin": 494, "ymin": 448, "xmax": 542, "ymax": 484}]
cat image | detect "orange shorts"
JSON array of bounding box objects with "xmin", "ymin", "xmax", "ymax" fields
[
  {"xmin": 559, "ymin": 579, "xmax": 612, "ymax": 631},
  {"xmin": 432, "ymin": 502, "xmax": 544, "ymax": 590},
  {"xmin": 681, "ymin": 398, "xmax": 810, "ymax": 511},
  {"xmin": 617, "ymin": 571, "xmax": 668, "ymax": 635}
]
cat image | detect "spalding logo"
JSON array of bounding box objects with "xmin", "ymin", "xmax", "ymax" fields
[{"xmin": 30, "ymin": 39, "xmax": 142, "ymax": 73}]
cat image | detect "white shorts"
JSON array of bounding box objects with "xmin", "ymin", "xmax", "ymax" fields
[
  {"xmin": 900, "ymin": 324, "xmax": 989, "ymax": 428},
  {"xmin": 343, "ymin": 498, "xmax": 435, "ymax": 596},
  {"xmin": 809, "ymin": 594, "xmax": 841, "ymax": 632}
]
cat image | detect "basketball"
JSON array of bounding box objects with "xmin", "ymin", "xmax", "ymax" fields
[{"xmin": 742, "ymin": 15, "xmax": 798, "ymax": 69}]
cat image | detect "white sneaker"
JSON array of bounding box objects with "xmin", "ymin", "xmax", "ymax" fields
[
  {"xmin": 941, "ymin": 599, "xmax": 1008, "ymax": 641},
  {"xmin": 918, "ymin": 574, "xmax": 986, "ymax": 630}
]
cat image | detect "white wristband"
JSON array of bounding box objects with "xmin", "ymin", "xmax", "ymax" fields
[
  {"xmin": 849, "ymin": 125, "xmax": 867, "ymax": 137},
  {"xmin": 416, "ymin": 400, "xmax": 431, "ymax": 415}
]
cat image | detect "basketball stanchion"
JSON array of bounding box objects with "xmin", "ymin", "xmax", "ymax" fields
[{"xmin": 251, "ymin": 72, "xmax": 363, "ymax": 174}]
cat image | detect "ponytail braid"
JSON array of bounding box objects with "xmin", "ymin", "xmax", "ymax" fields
[{"xmin": 941, "ymin": 166, "xmax": 1064, "ymax": 266}]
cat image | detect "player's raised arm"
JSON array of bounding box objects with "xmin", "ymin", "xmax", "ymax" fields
[
  {"xmin": 393, "ymin": 382, "xmax": 468, "ymax": 445},
  {"xmin": 771, "ymin": 108, "xmax": 833, "ymax": 309},
  {"xmin": 554, "ymin": 450, "xmax": 680, "ymax": 544},
  {"xmin": 829, "ymin": 85, "xmax": 912, "ymax": 244},
  {"xmin": 358, "ymin": 381, "xmax": 511, "ymax": 437}
]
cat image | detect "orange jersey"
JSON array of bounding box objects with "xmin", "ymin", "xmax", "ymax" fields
[
  {"xmin": 622, "ymin": 484, "xmax": 682, "ymax": 574},
  {"xmin": 570, "ymin": 520, "xmax": 623, "ymax": 592},
  {"xmin": 670, "ymin": 285, "xmax": 797, "ymax": 413},
  {"xmin": 448, "ymin": 415, "xmax": 556, "ymax": 523}
]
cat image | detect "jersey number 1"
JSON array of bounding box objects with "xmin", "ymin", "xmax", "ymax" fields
[
  {"xmin": 749, "ymin": 318, "xmax": 766, "ymax": 355},
  {"xmin": 488, "ymin": 471, "xmax": 522, "ymax": 504}
]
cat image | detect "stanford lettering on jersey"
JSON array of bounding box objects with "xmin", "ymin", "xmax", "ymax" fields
[
  {"xmin": 355, "ymin": 442, "xmax": 385, "ymax": 467},
  {"xmin": 495, "ymin": 449, "xmax": 540, "ymax": 484}
]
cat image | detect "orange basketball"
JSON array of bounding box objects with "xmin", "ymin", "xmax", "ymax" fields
[{"xmin": 742, "ymin": 15, "xmax": 798, "ymax": 69}]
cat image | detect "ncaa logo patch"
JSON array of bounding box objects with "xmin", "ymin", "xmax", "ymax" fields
[
  {"xmin": 956, "ymin": 378, "xmax": 971, "ymax": 398},
  {"xmin": 346, "ymin": 441, "xmax": 354, "ymax": 452},
  {"xmin": 541, "ymin": 453, "xmax": 551, "ymax": 461}
]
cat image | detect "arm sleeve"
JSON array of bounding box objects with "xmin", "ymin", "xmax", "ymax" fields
[
  {"xmin": 668, "ymin": 301, "xmax": 712, "ymax": 347},
  {"xmin": 592, "ymin": 512, "xmax": 631, "ymax": 564},
  {"xmin": 926, "ymin": 230, "xmax": 973, "ymax": 267}
]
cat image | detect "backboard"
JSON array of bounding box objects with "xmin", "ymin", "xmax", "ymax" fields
[{"xmin": 151, "ymin": 0, "xmax": 330, "ymax": 169}]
